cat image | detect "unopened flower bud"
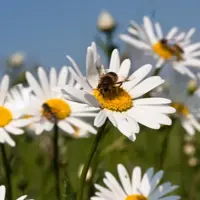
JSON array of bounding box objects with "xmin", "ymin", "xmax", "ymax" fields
[
  {"xmin": 188, "ymin": 157, "xmax": 198, "ymax": 167},
  {"xmin": 187, "ymin": 79, "xmax": 198, "ymax": 95},
  {"xmin": 8, "ymin": 52, "xmax": 25, "ymax": 67},
  {"xmin": 183, "ymin": 144, "xmax": 196, "ymax": 156},
  {"xmin": 97, "ymin": 10, "xmax": 116, "ymax": 33}
]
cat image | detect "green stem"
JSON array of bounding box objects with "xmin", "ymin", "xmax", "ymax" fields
[
  {"xmin": 53, "ymin": 124, "xmax": 60, "ymax": 200},
  {"xmin": 1, "ymin": 144, "xmax": 12, "ymax": 200},
  {"xmin": 77, "ymin": 120, "xmax": 108, "ymax": 200},
  {"xmin": 159, "ymin": 119, "xmax": 177, "ymax": 169},
  {"xmin": 153, "ymin": 62, "xmax": 167, "ymax": 76}
]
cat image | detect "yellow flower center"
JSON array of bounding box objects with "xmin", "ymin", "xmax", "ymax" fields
[
  {"xmin": 42, "ymin": 98, "xmax": 71, "ymax": 121},
  {"xmin": 0, "ymin": 106, "xmax": 12, "ymax": 127},
  {"xmin": 93, "ymin": 88, "xmax": 132, "ymax": 112},
  {"xmin": 125, "ymin": 194, "xmax": 147, "ymax": 200},
  {"xmin": 153, "ymin": 40, "xmax": 183, "ymax": 61},
  {"xmin": 172, "ymin": 102, "xmax": 189, "ymax": 117}
]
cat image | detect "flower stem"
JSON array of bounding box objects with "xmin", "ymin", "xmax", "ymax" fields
[
  {"xmin": 53, "ymin": 124, "xmax": 60, "ymax": 200},
  {"xmin": 0, "ymin": 144, "xmax": 12, "ymax": 200},
  {"xmin": 78, "ymin": 120, "xmax": 108, "ymax": 200},
  {"xmin": 159, "ymin": 119, "xmax": 177, "ymax": 169}
]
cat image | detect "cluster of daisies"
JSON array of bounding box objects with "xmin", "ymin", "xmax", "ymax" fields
[{"xmin": 4, "ymin": 15, "xmax": 200, "ymax": 199}]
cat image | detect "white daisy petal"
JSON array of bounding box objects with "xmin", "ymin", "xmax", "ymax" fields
[
  {"xmin": 135, "ymin": 105, "xmax": 176, "ymax": 114},
  {"xmin": 131, "ymin": 166, "xmax": 141, "ymax": 194},
  {"xmin": 117, "ymin": 164, "xmax": 132, "ymax": 195},
  {"xmin": 129, "ymin": 107, "xmax": 160, "ymax": 129},
  {"xmin": 0, "ymin": 185, "xmax": 6, "ymax": 199},
  {"xmin": 94, "ymin": 110, "xmax": 107, "ymax": 127},
  {"xmin": 68, "ymin": 67, "xmax": 93, "ymax": 92},
  {"xmin": 118, "ymin": 59, "xmax": 131, "ymax": 80},
  {"xmin": 109, "ymin": 49, "xmax": 120, "ymax": 73},
  {"xmin": 26, "ymin": 72, "xmax": 44, "ymax": 99},
  {"xmin": 104, "ymin": 172, "xmax": 127, "ymax": 198},
  {"xmin": 86, "ymin": 47, "xmax": 99, "ymax": 88},
  {"xmin": 143, "ymin": 16, "xmax": 157, "ymax": 44},
  {"xmin": 185, "ymin": 28, "xmax": 196, "ymax": 40},
  {"xmin": 120, "ymin": 35, "xmax": 151, "ymax": 50},
  {"xmin": 57, "ymin": 120, "xmax": 75, "ymax": 134},
  {"xmin": 67, "ymin": 55, "xmax": 84, "ymax": 77},
  {"xmin": 38, "ymin": 67, "xmax": 50, "ymax": 98},
  {"xmin": 0, "ymin": 75, "xmax": 9, "ymax": 105},
  {"xmin": 130, "ymin": 76, "xmax": 164, "ymax": 98},
  {"xmin": 140, "ymin": 168, "xmax": 154, "ymax": 196},
  {"xmin": 155, "ymin": 22, "xmax": 163, "ymax": 39},
  {"xmin": 123, "ymin": 64, "xmax": 152, "ymax": 91},
  {"xmin": 5, "ymin": 124, "xmax": 24, "ymax": 135},
  {"xmin": 57, "ymin": 66, "xmax": 68, "ymax": 87},
  {"xmin": 0, "ymin": 128, "xmax": 15, "ymax": 147},
  {"xmin": 134, "ymin": 98, "xmax": 171, "ymax": 105},
  {"xmin": 16, "ymin": 195, "xmax": 28, "ymax": 200},
  {"xmin": 181, "ymin": 119, "xmax": 195, "ymax": 135},
  {"xmin": 182, "ymin": 59, "xmax": 200, "ymax": 67},
  {"xmin": 49, "ymin": 67, "xmax": 57, "ymax": 89},
  {"xmin": 67, "ymin": 117, "xmax": 97, "ymax": 134},
  {"xmin": 166, "ymin": 27, "xmax": 178, "ymax": 40}
]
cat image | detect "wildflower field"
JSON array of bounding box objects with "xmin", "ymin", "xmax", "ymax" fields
[{"xmin": 1, "ymin": 5, "xmax": 200, "ymax": 200}]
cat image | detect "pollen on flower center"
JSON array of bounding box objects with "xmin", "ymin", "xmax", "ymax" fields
[
  {"xmin": 0, "ymin": 106, "xmax": 12, "ymax": 127},
  {"xmin": 172, "ymin": 102, "xmax": 189, "ymax": 117},
  {"xmin": 153, "ymin": 39, "xmax": 183, "ymax": 61},
  {"xmin": 125, "ymin": 194, "xmax": 148, "ymax": 200},
  {"xmin": 42, "ymin": 98, "xmax": 71, "ymax": 121},
  {"xmin": 93, "ymin": 88, "xmax": 132, "ymax": 112}
]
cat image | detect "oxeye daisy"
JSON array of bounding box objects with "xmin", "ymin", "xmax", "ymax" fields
[
  {"xmin": 0, "ymin": 185, "xmax": 33, "ymax": 200},
  {"xmin": 63, "ymin": 42, "xmax": 175, "ymax": 141},
  {"xmin": 0, "ymin": 75, "xmax": 32, "ymax": 147},
  {"xmin": 25, "ymin": 66, "xmax": 97, "ymax": 136},
  {"xmin": 92, "ymin": 164, "xmax": 180, "ymax": 200},
  {"xmin": 120, "ymin": 16, "xmax": 200, "ymax": 79},
  {"xmin": 172, "ymin": 102, "xmax": 200, "ymax": 135}
]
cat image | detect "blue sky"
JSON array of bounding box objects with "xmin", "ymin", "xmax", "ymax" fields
[{"xmin": 0, "ymin": 0, "xmax": 200, "ymax": 71}]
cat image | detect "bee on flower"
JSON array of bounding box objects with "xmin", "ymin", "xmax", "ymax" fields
[
  {"xmin": 120, "ymin": 16, "xmax": 200, "ymax": 79},
  {"xmin": 24, "ymin": 66, "xmax": 98, "ymax": 136},
  {"xmin": 62, "ymin": 42, "xmax": 175, "ymax": 141}
]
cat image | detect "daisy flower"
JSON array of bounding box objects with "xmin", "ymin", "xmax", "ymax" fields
[
  {"xmin": 0, "ymin": 185, "xmax": 33, "ymax": 200},
  {"xmin": 62, "ymin": 42, "xmax": 175, "ymax": 141},
  {"xmin": 25, "ymin": 66, "xmax": 97, "ymax": 136},
  {"xmin": 120, "ymin": 16, "xmax": 200, "ymax": 79},
  {"xmin": 172, "ymin": 102, "xmax": 200, "ymax": 135},
  {"xmin": 0, "ymin": 75, "xmax": 32, "ymax": 147},
  {"xmin": 91, "ymin": 164, "xmax": 180, "ymax": 200}
]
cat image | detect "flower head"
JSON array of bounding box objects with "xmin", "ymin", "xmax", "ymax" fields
[
  {"xmin": 172, "ymin": 102, "xmax": 200, "ymax": 135},
  {"xmin": 63, "ymin": 42, "xmax": 175, "ymax": 141},
  {"xmin": 120, "ymin": 16, "xmax": 200, "ymax": 79},
  {"xmin": 97, "ymin": 10, "xmax": 116, "ymax": 33},
  {"xmin": 0, "ymin": 76, "xmax": 32, "ymax": 147},
  {"xmin": 8, "ymin": 52, "xmax": 25, "ymax": 67},
  {"xmin": 25, "ymin": 66, "xmax": 97, "ymax": 136},
  {"xmin": 92, "ymin": 164, "xmax": 180, "ymax": 200}
]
